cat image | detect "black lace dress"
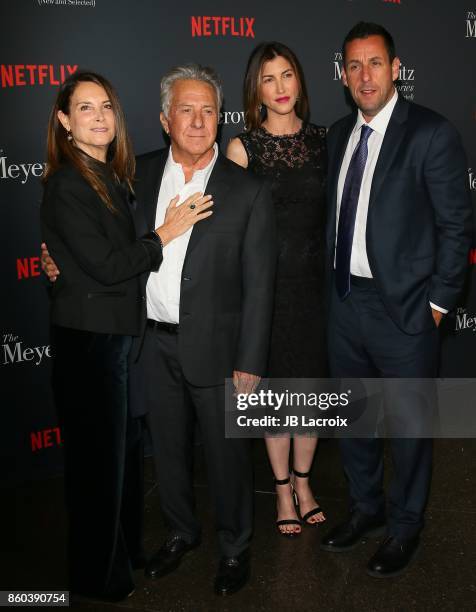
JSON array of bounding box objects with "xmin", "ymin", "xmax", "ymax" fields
[{"xmin": 238, "ymin": 122, "xmax": 328, "ymax": 377}]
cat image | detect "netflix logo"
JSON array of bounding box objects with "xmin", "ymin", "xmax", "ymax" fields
[
  {"xmin": 383, "ymin": 0, "xmax": 401, "ymax": 4},
  {"xmin": 469, "ymin": 249, "xmax": 476, "ymax": 265},
  {"xmin": 1, "ymin": 64, "xmax": 78, "ymax": 88},
  {"xmin": 191, "ymin": 16, "xmax": 255, "ymax": 38},
  {"xmin": 17, "ymin": 257, "xmax": 41, "ymax": 280},
  {"xmin": 31, "ymin": 427, "xmax": 63, "ymax": 452}
]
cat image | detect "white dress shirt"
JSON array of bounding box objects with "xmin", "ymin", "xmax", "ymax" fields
[
  {"xmin": 336, "ymin": 89, "xmax": 398, "ymax": 278},
  {"xmin": 146, "ymin": 143, "xmax": 218, "ymax": 324},
  {"xmin": 335, "ymin": 89, "xmax": 445, "ymax": 313}
]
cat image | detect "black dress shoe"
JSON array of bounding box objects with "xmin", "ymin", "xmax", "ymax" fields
[
  {"xmin": 214, "ymin": 550, "xmax": 250, "ymax": 596},
  {"xmin": 320, "ymin": 511, "xmax": 386, "ymax": 552},
  {"xmin": 144, "ymin": 535, "xmax": 200, "ymax": 579},
  {"xmin": 366, "ymin": 535, "xmax": 419, "ymax": 578}
]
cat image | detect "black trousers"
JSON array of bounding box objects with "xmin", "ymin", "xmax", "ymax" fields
[
  {"xmin": 328, "ymin": 278, "xmax": 439, "ymax": 539},
  {"xmin": 141, "ymin": 324, "xmax": 253, "ymax": 557},
  {"xmin": 52, "ymin": 326, "xmax": 143, "ymax": 597}
]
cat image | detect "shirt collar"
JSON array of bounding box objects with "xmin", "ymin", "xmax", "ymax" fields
[
  {"xmin": 166, "ymin": 142, "xmax": 219, "ymax": 182},
  {"xmin": 353, "ymin": 88, "xmax": 399, "ymax": 138}
]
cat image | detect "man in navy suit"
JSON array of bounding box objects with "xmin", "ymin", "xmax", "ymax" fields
[{"xmin": 321, "ymin": 22, "xmax": 472, "ymax": 577}]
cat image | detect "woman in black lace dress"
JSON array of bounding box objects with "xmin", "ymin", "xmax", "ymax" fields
[{"xmin": 227, "ymin": 42, "xmax": 327, "ymax": 537}]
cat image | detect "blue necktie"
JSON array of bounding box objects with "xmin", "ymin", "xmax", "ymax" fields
[{"xmin": 335, "ymin": 124, "xmax": 373, "ymax": 300}]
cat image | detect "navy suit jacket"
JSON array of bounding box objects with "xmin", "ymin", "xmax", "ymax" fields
[{"xmin": 326, "ymin": 96, "xmax": 472, "ymax": 334}]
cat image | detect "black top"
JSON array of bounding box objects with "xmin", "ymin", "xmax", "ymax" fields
[
  {"xmin": 41, "ymin": 159, "xmax": 162, "ymax": 336},
  {"xmin": 238, "ymin": 122, "xmax": 328, "ymax": 376}
]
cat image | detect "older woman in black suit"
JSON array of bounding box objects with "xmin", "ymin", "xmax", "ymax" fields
[{"xmin": 41, "ymin": 71, "xmax": 212, "ymax": 602}]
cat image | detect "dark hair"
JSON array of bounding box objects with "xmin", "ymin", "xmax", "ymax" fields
[
  {"xmin": 43, "ymin": 70, "xmax": 135, "ymax": 212},
  {"xmin": 243, "ymin": 41, "xmax": 310, "ymax": 131},
  {"xmin": 342, "ymin": 22, "xmax": 396, "ymax": 64}
]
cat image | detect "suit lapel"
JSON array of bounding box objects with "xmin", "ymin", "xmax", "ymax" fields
[
  {"xmin": 142, "ymin": 150, "xmax": 168, "ymax": 231},
  {"xmin": 327, "ymin": 114, "xmax": 355, "ymax": 249},
  {"xmin": 369, "ymin": 97, "xmax": 409, "ymax": 207},
  {"xmin": 183, "ymin": 153, "xmax": 230, "ymax": 268},
  {"xmin": 127, "ymin": 189, "xmax": 146, "ymax": 237},
  {"xmin": 330, "ymin": 116, "xmax": 355, "ymax": 207}
]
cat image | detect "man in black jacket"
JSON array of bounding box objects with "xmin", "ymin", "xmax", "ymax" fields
[{"xmin": 130, "ymin": 65, "xmax": 276, "ymax": 595}]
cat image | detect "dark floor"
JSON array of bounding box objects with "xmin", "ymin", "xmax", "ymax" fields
[{"xmin": 9, "ymin": 439, "xmax": 476, "ymax": 611}]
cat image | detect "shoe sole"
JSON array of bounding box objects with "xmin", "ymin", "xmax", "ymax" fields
[
  {"xmin": 144, "ymin": 544, "xmax": 199, "ymax": 579},
  {"xmin": 214, "ymin": 570, "xmax": 250, "ymax": 596},
  {"xmin": 365, "ymin": 544, "xmax": 419, "ymax": 578},
  {"xmin": 320, "ymin": 525, "xmax": 387, "ymax": 553},
  {"xmin": 303, "ymin": 518, "xmax": 326, "ymax": 528}
]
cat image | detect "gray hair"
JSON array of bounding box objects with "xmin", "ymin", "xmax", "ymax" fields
[{"xmin": 160, "ymin": 64, "xmax": 223, "ymax": 117}]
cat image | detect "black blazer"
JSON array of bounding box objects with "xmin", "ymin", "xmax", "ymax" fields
[
  {"xmin": 131, "ymin": 149, "xmax": 277, "ymax": 386},
  {"xmin": 41, "ymin": 161, "xmax": 162, "ymax": 336},
  {"xmin": 326, "ymin": 97, "xmax": 473, "ymax": 334}
]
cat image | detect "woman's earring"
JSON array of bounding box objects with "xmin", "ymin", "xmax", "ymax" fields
[
  {"xmin": 67, "ymin": 129, "xmax": 73, "ymax": 142},
  {"xmin": 258, "ymin": 104, "xmax": 262, "ymax": 112}
]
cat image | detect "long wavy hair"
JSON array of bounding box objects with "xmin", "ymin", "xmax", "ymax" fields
[
  {"xmin": 43, "ymin": 71, "xmax": 135, "ymax": 211},
  {"xmin": 243, "ymin": 41, "xmax": 310, "ymax": 132}
]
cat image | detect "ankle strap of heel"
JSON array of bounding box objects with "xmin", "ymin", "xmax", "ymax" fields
[
  {"xmin": 274, "ymin": 476, "xmax": 291, "ymax": 485},
  {"xmin": 293, "ymin": 469, "xmax": 310, "ymax": 478}
]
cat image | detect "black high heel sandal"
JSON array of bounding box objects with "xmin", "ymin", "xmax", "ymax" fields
[
  {"xmin": 292, "ymin": 469, "xmax": 326, "ymax": 527},
  {"xmin": 274, "ymin": 476, "xmax": 302, "ymax": 537}
]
